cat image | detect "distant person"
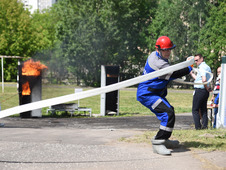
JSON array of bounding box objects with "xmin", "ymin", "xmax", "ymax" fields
[
  {"xmin": 190, "ymin": 54, "xmax": 211, "ymax": 130},
  {"xmin": 213, "ymin": 92, "xmax": 220, "ymax": 108},
  {"xmin": 211, "ymin": 67, "xmax": 221, "ymax": 128},
  {"xmin": 212, "ymin": 89, "xmax": 220, "ymax": 128},
  {"xmin": 211, "ymin": 67, "xmax": 221, "ymax": 102},
  {"xmin": 137, "ymin": 36, "xmax": 193, "ymax": 155}
]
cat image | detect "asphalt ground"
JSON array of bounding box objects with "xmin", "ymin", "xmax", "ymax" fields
[{"xmin": 0, "ymin": 114, "xmax": 225, "ymax": 170}]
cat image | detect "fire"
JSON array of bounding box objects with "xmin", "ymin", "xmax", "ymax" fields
[
  {"xmin": 22, "ymin": 59, "xmax": 48, "ymax": 76},
  {"xmin": 21, "ymin": 59, "xmax": 47, "ymax": 96},
  {"xmin": 22, "ymin": 81, "xmax": 31, "ymax": 95}
]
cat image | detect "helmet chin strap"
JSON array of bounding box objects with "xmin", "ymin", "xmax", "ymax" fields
[
  {"xmin": 157, "ymin": 49, "xmax": 165, "ymax": 60},
  {"xmin": 159, "ymin": 50, "xmax": 163, "ymax": 58}
]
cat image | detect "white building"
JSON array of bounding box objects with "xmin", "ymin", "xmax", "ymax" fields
[{"xmin": 21, "ymin": 0, "xmax": 57, "ymax": 14}]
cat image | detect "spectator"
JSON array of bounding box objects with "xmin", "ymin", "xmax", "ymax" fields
[
  {"xmin": 211, "ymin": 67, "xmax": 221, "ymax": 128},
  {"xmin": 211, "ymin": 66, "xmax": 221, "ymax": 102},
  {"xmin": 212, "ymin": 73, "xmax": 221, "ymax": 128},
  {"xmin": 190, "ymin": 54, "xmax": 212, "ymax": 129}
]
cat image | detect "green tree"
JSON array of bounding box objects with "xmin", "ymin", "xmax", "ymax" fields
[
  {"xmin": 50, "ymin": 0, "xmax": 82, "ymax": 84},
  {"xmin": 99, "ymin": 0, "xmax": 157, "ymax": 78},
  {"xmin": 31, "ymin": 8, "xmax": 57, "ymax": 51},
  {"xmin": 53, "ymin": 0, "xmax": 157, "ymax": 86},
  {"xmin": 0, "ymin": 0, "xmax": 55, "ymax": 81},
  {"xmin": 198, "ymin": 0, "xmax": 226, "ymax": 72},
  {"xmin": 32, "ymin": 8, "xmax": 65, "ymax": 84},
  {"xmin": 181, "ymin": 0, "xmax": 211, "ymax": 56},
  {"xmin": 147, "ymin": 0, "xmax": 210, "ymax": 62},
  {"xmin": 147, "ymin": 0, "xmax": 187, "ymax": 60}
]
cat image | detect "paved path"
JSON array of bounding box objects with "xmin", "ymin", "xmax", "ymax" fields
[{"xmin": 0, "ymin": 114, "xmax": 225, "ymax": 170}]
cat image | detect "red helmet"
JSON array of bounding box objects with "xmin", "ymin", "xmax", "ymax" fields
[{"xmin": 155, "ymin": 36, "xmax": 176, "ymax": 50}]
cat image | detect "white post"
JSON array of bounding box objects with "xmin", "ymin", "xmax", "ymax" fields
[
  {"xmin": 100, "ymin": 65, "xmax": 106, "ymax": 116},
  {"xmin": 75, "ymin": 88, "xmax": 83, "ymax": 107},
  {"xmin": 217, "ymin": 56, "xmax": 226, "ymax": 128},
  {"xmin": 1, "ymin": 57, "xmax": 4, "ymax": 93}
]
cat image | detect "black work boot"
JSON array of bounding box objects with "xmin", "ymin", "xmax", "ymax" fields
[{"xmin": 165, "ymin": 139, "xmax": 180, "ymax": 148}]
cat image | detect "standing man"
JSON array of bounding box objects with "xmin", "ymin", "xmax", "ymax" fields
[
  {"xmin": 137, "ymin": 36, "xmax": 193, "ymax": 155},
  {"xmin": 190, "ymin": 54, "xmax": 211, "ymax": 130}
]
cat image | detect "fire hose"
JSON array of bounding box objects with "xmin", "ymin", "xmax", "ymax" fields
[
  {"xmin": 0, "ymin": 57, "xmax": 197, "ymax": 119},
  {"xmin": 173, "ymin": 68, "xmax": 213, "ymax": 85}
]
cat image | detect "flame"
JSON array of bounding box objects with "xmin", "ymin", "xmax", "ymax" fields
[
  {"xmin": 22, "ymin": 81, "xmax": 31, "ymax": 95},
  {"xmin": 22, "ymin": 59, "xmax": 48, "ymax": 76},
  {"xmin": 21, "ymin": 59, "xmax": 47, "ymax": 95}
]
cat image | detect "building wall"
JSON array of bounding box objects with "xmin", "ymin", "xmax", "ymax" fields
[{"xmin": 21, "ymin": 0, "xmax": 56, "ymax": 14}]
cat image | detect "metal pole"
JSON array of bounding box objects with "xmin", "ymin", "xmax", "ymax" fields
[
  {"xmin": 217, "ymin": 56, "xmax": 226, "ymax": 128},
  {"xmin": 1, "ymin": 57, "xmax": 4, "ymax": 93}
]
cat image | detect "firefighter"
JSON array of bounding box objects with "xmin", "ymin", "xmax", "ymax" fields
[{"xmin": 137, "ymin": 36, "xmax": 193, "ymax": 155}]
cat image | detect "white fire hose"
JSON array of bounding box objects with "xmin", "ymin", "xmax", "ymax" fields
[
  {"xmin": 0, "ymin": 57, "xmax": 195, "ymax": 119},
  {"xmin": 173, "ymin": 68, "xmax": 213, "ymax": 85}
]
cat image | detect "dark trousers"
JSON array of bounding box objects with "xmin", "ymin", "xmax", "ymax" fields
[
  {"xmin": 192, "ymin": 88, "xmax": 209, "ymax": 129},
  {"xmin": 138, "ymin": 94, "xmax": 175, "ymax": 140}
]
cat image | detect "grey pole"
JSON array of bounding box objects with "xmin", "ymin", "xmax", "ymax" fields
[{"xmin": 217, "ymin": 56, "xmax": 226, "ymax": 128}]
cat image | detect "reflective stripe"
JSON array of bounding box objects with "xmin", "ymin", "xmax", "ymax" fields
[
  {"xmin": 160, "ymin": 125, "xmax": 173, "ymax": 132},
  {"xmin": 151, "ymin": 98, "xmax": 162, "ymax": 110}
]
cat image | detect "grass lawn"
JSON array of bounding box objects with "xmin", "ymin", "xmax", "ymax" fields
[{"xmin": 119, "ymin": 128, "xmax": 226, "ymax": 152}]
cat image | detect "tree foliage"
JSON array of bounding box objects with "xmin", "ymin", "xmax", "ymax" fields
[
  {"xmin": 147, "ymin": 0, "xmax": 210, "ymax": 63},
  {"xmin": 0, "ymin": 0, "xmax": 225, "ymax": 85},
  {"xmin": 0, "ymin": 0, "xmax": 56, "ymax": 81},
  {"xmin": 52, "ymin": 0, "xmax": 157, "ymax": 86},
  {"xmin": 199, "ymin": 0, "xmax": 226, "ymax": 71}
]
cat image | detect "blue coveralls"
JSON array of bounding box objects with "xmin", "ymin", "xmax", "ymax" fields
[{"xmin": 137, "ymin": 51, "xmax": 192, "ymax": 140}]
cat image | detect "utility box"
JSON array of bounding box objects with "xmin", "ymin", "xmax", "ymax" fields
[{"xmin": 100, "ymin": 65, "xmax": 120, "ymax": 116}]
